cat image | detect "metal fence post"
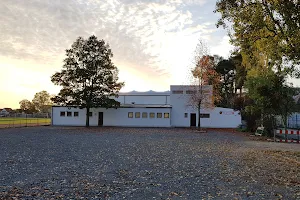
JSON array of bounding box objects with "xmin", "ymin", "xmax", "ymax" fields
[{"xmin": 285, "ymin": 128, "xmax": 287, "ymax": 142}]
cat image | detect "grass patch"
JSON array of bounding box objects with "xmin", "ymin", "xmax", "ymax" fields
[{"xmin": 0, "ymin": 118, "xmax": 51, "ymax": 125}]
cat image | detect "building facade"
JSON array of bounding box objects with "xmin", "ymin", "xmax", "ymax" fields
[{"xmin": 52, "ymin": 85, "xmax": 241, "ymax": 128}]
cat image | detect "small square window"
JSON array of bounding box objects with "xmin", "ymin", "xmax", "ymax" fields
[
  {"xmin": 184, "ymin": 113, "xmax": 188, "ymax": 118},
  {"xmin": 67, "ymin": 111, "xmax": 72, "ymax": 117},
  {"xmin": 89, "ymin": 112, "xmax": 93, "ymax": 117},
  {"xmin": 142, "ymin": 112, "xmax": 148, "ymax": 118},
  {"xmin": 150, "ymin": 113, "xmax": 155, "ymax": 118},
  {"xmin": 157, "ymin": 113, "xmax": 162, "ymax": 118},
  {"xmin": 164, "ymin": 113, "xmax": 170, "ymax": 118},
  {"xmin": 135, "ymin": 112, "xmax": 140, "ymax": 118},
  {"xmin": 74, "ymin": 112, "xmax": 79, "ymax": 117},
  {"xmin": 60, "ymin": 111, "xmax": 65, "ymax": 117},
  {"xmin": 128, "ymin": 112, "xmax": 133, "ymax": 118}
]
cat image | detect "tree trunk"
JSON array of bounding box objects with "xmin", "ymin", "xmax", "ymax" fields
[
  {"xmin": 86, "ymin": 107, "xmax": 90, "ymax": 127},
  {"xmin": 197, "ymin": 104, "xmax": 201, "ymax": 130}
]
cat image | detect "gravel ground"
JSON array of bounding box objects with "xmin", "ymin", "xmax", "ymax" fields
[{"xmin": 0, "ymin": 127, "xmax": 299, "ymax": 199}]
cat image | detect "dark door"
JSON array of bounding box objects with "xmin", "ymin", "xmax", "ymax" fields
[
  {"xmin": 190, "ymin": 113, "xmax": 196, "ymax": 127},
  {"xmin": 98, "ymin": 112, "xmax": 103, "ymax": 126}
]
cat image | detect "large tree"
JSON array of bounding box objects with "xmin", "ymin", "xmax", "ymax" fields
[
  {"xmin": 19, "ymin": 99, "xmax": 37, "ymax": 114},
  {"xmin": 215, "ymin": 53, "xmax": 247, "ymax": 108},
  {"xmin": 231, "ymin": 53, "xmax": 247, "ymax": 95},
  {"xmin": 51, "ymin": 35, "xmax": 124, "ymax": 127},
  {"xmin": 32, "ymin": 91, "xmax": 52, "ymax": 113},
  {"xmin": 215, "ymin": 0, "xmax": 300, "ymax": 72},
  {"xmin": 215, "ymin": 58, "xmax": 235, "ymax": 107}
]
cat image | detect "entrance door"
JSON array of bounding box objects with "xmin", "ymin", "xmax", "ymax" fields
[
  {"xmin": 190, "ymin": 113, "xmax": 196, "ymax": 127},
  {"xmin": 98, "ymin": 112, "xmax": 103, "ymax": 126}
]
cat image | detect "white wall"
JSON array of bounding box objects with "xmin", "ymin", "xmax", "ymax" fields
[
  {"xmin": 52, "ymin": 107, "xmax": 86, "ymax": 126},
  {"xmin": 52, "ymin": 107, "xmax": 171, "ymax": 127},
  {"xmin": 170, "ymin": 86, "xmax": 241, "ymax": 128},
  {"xmin": 52, "ymin": 85, "xmax": 241, "ymax": 128},
  {"xmin": 170, "ymin": 106, "xmax": 241, "ymax": 128}
]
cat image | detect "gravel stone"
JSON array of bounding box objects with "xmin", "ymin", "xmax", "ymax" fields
[{"xmin": 0, "ymin": 127, "xmax": 299, "ymax": 199}]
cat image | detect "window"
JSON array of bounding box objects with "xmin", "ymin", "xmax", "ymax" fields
[
  {"xmin": 142, "ymin": 112, "xmax": 148, "ymax": 118},
  {"xmin": 157, "ymin": 113, "xmax": 162, "ymax": 118},
  {"xmin": 74, "ymin": 112, "xmax": 79, "ymax": 117},
  {"xmin": 89, "ymin": 112, "xmax": 93, "ymax": 117},
  {"xmin": 172, "ymin": 90, "xmax": 183, "ymax": 94},
  {"xmin": 135, "ymin": 112, "xmax": 140, "ymax": 118},
  {"xmin": 128, "ymin": 112, "xmax": 133, "ymax": 118},
  {"xmin": 164, "ymin": 113, "xmax": 170, "ymax": 118},
  {"xmin": 200, "ymin": 113, "xmax": 210, "ymax": 118},
  {"xmin": 67, "ymin": 111, "xmax": 72, "ymax": 117},
  {"xmin": 60, "ymin": 111, "xmax": 65, "ymax": 117},
  {"xmin": 186, "ymin": 90, "xmax": 196, "ymax": 94},
  {"xmin": 202, "ymin": 90, "xmax": 211, "ymax": 94},
  {"xmin": 150, "ymin": 112, "xmax": 155, "ymax": 118},
  {"xmin": 184, "ymin": 113, "xmax": 188, "ymax": 118}
]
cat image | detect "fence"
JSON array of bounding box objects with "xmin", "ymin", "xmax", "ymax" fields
[
  {"xmin": 274, "ymin": 129, "xmax": 300, "ymax": 143},
  {"xmin": 275, "ymin": 113, "xmax": 300, "ymax": 129},
  {"xmin": 0, "ymin": 114, "xmax": 51, "ymax": 128}
]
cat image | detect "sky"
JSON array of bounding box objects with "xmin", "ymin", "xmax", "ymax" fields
[{"xmin": 0, "ymin": 0, "xmax": 234, "ymax": 109}]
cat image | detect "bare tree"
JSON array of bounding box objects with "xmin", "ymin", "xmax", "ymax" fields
[{"xmin": 188, "ymin": 40, "xmax": 219, "ymax": 130}]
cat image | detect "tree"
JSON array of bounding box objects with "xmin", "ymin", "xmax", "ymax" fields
[
  {"xmin": 215, "ymin": 58, "xmax": 236, "ymax": 107},
  {"xmin": 19, "ymin": 99, "xmax": 37, "ymax": 114},
  {"xmin": 215, "ymin": 53, "xmax": 247, "ymax": 108},
  {"xmin": 215, "ymin": 0, "xmax": 300, "ymax": 73},
  {"xmin": 32, "ymin": 91, "xmax": 52, "ymax": 113},
  {"xmin": 51, "ymin": 35, "xmax": 124, "ymax": 127},
  {"xmin": 189, "ymin": 40, "xmax": 220, "ymax": 129},
  {"xmin": 245, "ymin": 67, "xmax": 296, "ymax": 135},
  {"xmin": 231, "ymin": 53, "xmax": 247, "ymax": 95}
]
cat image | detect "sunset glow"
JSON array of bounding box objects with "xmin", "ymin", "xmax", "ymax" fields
[{"xmin": 0, "ymin": 0, "xmax": 234, "ymax": 108}]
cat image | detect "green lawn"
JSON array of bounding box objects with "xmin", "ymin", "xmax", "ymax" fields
[{"xmin": 0, "ymin": 118, "xmax": 51, "ymax": 125}]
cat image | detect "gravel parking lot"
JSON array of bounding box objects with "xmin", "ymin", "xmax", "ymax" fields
[{"xmin": 0, "ymin": 127, "xmax": 299, "ymax": 199}]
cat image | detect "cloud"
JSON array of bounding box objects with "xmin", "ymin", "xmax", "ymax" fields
[
  {"xmin": 0, "ymin": 0, "xmax": 232, "ymax": 107},
  {"xmin": 210, "ymin": 35, "xmax": 234, "ymax": 58},
  {"xmin": 0, "ymin": 0, "xmax": 216, "ymax": 75}
]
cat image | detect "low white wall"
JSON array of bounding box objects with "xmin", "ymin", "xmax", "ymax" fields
[
  {"xmin": 171, "ymin": 106, "xmax": 241, "ymax": 128},
  {"xmin": 52, "ymin": 107, "xmax": 171, "ymax": 127},
  {"xmin": 206, "ymin": 107, "xmax": 241, "ymax": 128},
  {"xmin": 52, "ymin": 107, "xmax": 86, "ymax": 126}
]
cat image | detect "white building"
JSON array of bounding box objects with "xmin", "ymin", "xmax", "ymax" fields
[{"xmin": 52, "ymin": 85, "xmax": 241, "ymax": 128}]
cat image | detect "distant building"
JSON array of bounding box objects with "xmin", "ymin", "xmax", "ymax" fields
[
  {"xmin": 51, "ymin": 85, "xmax": 241, "ymax": 128},
  {"xmin": 0, "ymin": 108, "xmax": 12, "ymax": 116}
]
